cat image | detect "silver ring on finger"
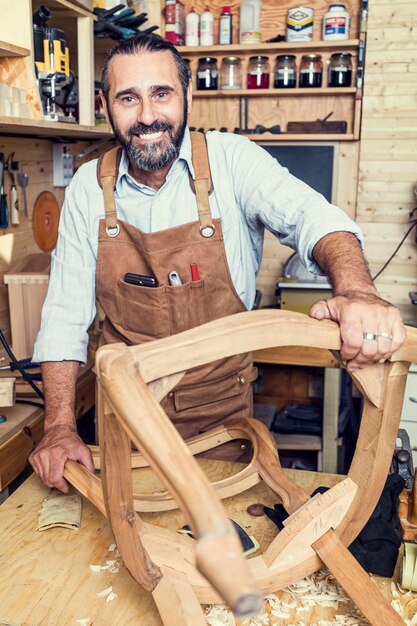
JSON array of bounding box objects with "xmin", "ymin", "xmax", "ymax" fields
[
  {"xmin": 363, "ymin": 332, "xmax": 378, "ymax": 340},
  {"xmin": 377, "ymin": 331, "xmax": 393, "ymax": 340}
]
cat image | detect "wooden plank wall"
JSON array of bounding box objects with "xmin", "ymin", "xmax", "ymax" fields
[
  {"xmin": 0, "ymin": 136, "xmax": 95, "ymax": 360},
  {"xmin": 258, "ymin": 0, "xmax": 417, "ymax": 322},
  {"xmin": 0, "ymin": 137, "xmax": 63, "ymax": 356},
  {"xmin": 358, "ymin": 0, "xmax": 417, "ymax": 323}
]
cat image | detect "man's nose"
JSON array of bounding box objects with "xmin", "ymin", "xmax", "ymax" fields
[{"xmin": 138, "ymin": 98, "xmax": 158, "ymax": 126}]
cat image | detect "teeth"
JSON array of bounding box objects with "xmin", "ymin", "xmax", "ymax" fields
[{"xmin": 138, "ymin": 131, "xmax": 163, "ymax": 140}]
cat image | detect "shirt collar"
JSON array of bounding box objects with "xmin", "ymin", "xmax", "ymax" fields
[{"xmin": 115, "ymin": 126, "xmax": 194, "ymax": 190}]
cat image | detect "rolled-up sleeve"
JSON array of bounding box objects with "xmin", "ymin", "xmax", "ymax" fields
[{"xmin": 33, "ymin": 181, "xmax": 97, "ymax": 364}]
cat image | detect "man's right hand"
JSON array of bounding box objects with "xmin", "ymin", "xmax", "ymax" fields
[{"xmin": 29, "ymin": 425, "xmax": 95, "ymax": 493}]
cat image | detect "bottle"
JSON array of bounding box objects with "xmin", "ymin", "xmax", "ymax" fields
[
  {"xmin": 200, "ymin": 6, "xmax": 214, "ymax": 46},
  {"xmin": 239, "ymin": 0, "xmax": 262, "ymax": 44},
  {"xmin": 322, "ymin": 4, "xmax": 350, "ymax": 41},
  {"xmin": 185, "ymin": 7, "xmax": 199, "ymax": 46},
  {"xmin": 328, "ymin": 52, "xmax": 352, "ymax": 87},
  {"xmin": 247, "ymin": 55, "xmax": 270, "ymax": 89},
  {"xmin": 219, "ymin": 6, "xmax": 233, "ymax": 45},
  {"xmin": 274, "ymin": 55, "xmax": 297, "ymax": 88},
  {"xmin": 299, "ymin": 54, "xmax": 323, "ymax": 87}
]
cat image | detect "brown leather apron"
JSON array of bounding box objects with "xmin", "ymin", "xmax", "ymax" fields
[{"xmin": 95, "ymin": 132, "xmax": 256, "ymax": 457}]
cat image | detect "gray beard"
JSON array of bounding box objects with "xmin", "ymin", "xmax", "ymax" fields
[{"xmin": 124, "ymin": 135, "xmax": 180, "ymax": 172}]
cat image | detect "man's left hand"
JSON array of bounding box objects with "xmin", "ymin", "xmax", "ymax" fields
[{"xmin": 309, "ymin": 291, "xmax": 406, "ymax": 371}]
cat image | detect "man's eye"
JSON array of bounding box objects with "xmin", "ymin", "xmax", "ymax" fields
[
  {"xmin": 155, "ymin": 91, "xmax": 169, "ymax": 99},
  {"xmin": 120, "ymin": 95, "xmax": 137, "ymax": 105}
]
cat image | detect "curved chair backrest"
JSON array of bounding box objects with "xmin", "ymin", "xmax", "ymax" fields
[{"xmin": 67, "ymin": 310, "xmax": 417, "ymax": 626}]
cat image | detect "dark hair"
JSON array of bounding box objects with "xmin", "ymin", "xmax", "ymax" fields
[{"xmin": 101, "ymin": 33, "xmax": 190, "ymax": 104}]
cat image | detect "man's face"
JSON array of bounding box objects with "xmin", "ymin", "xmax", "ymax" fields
[{"xmin": 101, "ymin": 50, "xmax": 192, "ymax": 172}]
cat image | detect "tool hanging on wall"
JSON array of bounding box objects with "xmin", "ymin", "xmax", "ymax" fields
[
  {"xmin": 17, "ymin": 168, "xmax": 30, "ymax": 219},
  {"xmin": 32, "ymin": 191, "xmax": 60, "ymax": 252},
  {"xmin": 93, "ymin": 4, "xmax": 159, "ymax": 40},
  {"xmin": 6, "ymin": 153, "xmax": 19, "ymax": 225},
  {"xmin": 0, "ymin": 154, "xmax": 8, "ymax": 229}
]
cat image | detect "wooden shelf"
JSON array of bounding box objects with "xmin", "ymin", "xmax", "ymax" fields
[
  {"xmin": 0, "ymin": 116, "xmax": 113, "ymax": 138},
  {"xmin": 247, "ymin": 133, "xmax": 354, "ymax": 141},
  {"xmin": 32, "ymin": 0, "xmax": 94, "ymax": 19},
  {"xmin": 178, "ymin": 40, "xmax": 360, "ymax": 56},
  {"xmin": 0, "ymin": 41, "xmax": 30, "ymax": 58},
  {"xmin": 193, "ymin": 87, "xmax": 357, "ymax": 97}
]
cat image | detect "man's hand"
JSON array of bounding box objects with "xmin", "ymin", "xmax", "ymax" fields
[
  {"xmin": 309, "ymin": 290, "xmax": 406, "ymax": 371},
  {"xmin": 29, "ymin": 425, "xmax": 95, "ymax": 493}
]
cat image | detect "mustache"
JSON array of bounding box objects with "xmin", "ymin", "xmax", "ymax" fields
[{"xmin": 128, "ymin": 121, "xmax": 174, "ymax": 136}]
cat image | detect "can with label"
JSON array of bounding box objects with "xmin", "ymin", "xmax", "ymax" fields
[{"xmin": 287, "ymin": 7, "xmax": 314, "ymax": 42}]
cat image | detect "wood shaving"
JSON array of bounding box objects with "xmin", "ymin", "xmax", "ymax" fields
[
  {"xmin": 204, "ymin": 570, "xmax": 369, "ymax": 626},
  {"xmin": 89, "ymin": 564, "xmax": 102, "ymax": 573},
  {"xmin": 106, "ymin": 591, "xmax": 117, "ymax": 603},
  {"xmin": 89, "ymin": 558, "xmax": 120, "ymax": 573},
  {"xmin": 97, "ymin": 585, "xmax": 113, "ymax": 597},
  {"xmin": 75, "ymin": 620, "xmax": 90, "ymax": 626},
  {"xmin": 108, "ymin": 543, "xmax": 117, "ymax": 552}
]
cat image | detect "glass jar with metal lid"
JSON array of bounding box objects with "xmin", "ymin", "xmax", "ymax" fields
[
  {"xmin": 197, "ymin": 57, "xmax": 218, "ymax": 90},
  {"xmin": 220, "ymin": 57, "xmax": 243, "ymax": 90},
  {"xmin": 247, "ymin": 55, "xmax": 270, "ymax": 89},
  {"xmin": 299, "ymin": 53, "xmax": 323, "ymax": 88},
  {"xmin": 274, "ymin": 54, "xmax": 297, "ymax": 88},
  {"xmin": 328, "ymin": 52, "xmax": 352, "ymax": 87}
]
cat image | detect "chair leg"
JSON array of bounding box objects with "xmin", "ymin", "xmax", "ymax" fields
[
  {"xmin": 313, "ymin": 529, "xmax": 404, "ymax": 626},
  {"xmin": 152, "ymin": 566, "xmax": 208, "ymax": 626}
]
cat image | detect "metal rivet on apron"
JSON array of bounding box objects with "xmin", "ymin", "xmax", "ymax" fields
[
  {"xmin": 238, "ymin": 376, "xmax": 246, "ymax": 384},
  {"xmin": 168, "ymin": 392, "xmax": 174, "ymax": 398},
  {"xmin": 199, "ymin": 224, "xmax": 216, "ymax": 238},
  {"xmin": 106, "ymin": 224, "xmax": 120, "ymax": 237},
  {"xmin": 240, "ymin": 444, "xmax": 246, "ymax": 450}
]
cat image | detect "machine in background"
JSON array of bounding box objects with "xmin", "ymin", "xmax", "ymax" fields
[{"xmin": 33, "ymin": 5, "xmax": 75, "ymax": 123}]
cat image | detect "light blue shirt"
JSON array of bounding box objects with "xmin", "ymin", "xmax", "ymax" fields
[{"xmin": 33, "ymin": 128, "xmax": 363, "ymax": 364}]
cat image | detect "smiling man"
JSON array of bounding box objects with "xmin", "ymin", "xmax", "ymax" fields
[{"xmin": 30, "ymin": 33, "xmax": 404, "ymax": 492}]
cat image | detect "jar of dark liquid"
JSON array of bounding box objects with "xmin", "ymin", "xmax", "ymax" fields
[
  {"xmin": 328, "ymin": 52, "xmax": 352, "ymax": 87},
  {"xmin": 299, "ymin": 53, "xmax": 323, "ymax": 88},
  {"xmin": 247, "ymin": 55, "xmax": 270, "ymax": 89},
  {"xmin": 197, "ymin": 57, "xmax": 218, "ymax": 90},
  {"xmin": 274, "ymin": 55, "xmax": 297, "ymax": 88}
]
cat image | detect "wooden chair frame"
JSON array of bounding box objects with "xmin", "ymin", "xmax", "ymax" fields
[{"xmin": 65, "ymin": 310, "xmax": 417, "ymax": 626}]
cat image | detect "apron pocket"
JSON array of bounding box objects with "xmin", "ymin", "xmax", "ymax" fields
[
  {"xmin": 167, "ymin": 279, "xmax": 208, "ymax": 335},
  {"xmin": 117, "ymin": 278, "xmax": 170, "ymax": 339},
  {"xmin": 173, "ymin": 365, "xmax": 258, "ymax": 413}
]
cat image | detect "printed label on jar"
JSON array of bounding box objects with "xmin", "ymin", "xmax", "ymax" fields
[
  {"xmin": 197, "ymin": 71, "xmax": 218, "ymax": 78},
  {"xmin": 324, "ymin": 16, "xmax": 347, "ymax": 36},
  {"xmin": 287, "ymin": 7, "xmax": 313, "ymax": 42},
  {"xmin": 277, "ymin": 68, "xmax": 296, "ymax": 77}
]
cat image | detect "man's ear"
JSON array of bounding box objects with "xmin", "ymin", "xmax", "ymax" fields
[
  {"xmin": 99, "ymin": 91, "xmax": 111, "ymax": 125},
  {"xmin": 186, "ymin": 80, "xmax": 192, "ymax": 115}
]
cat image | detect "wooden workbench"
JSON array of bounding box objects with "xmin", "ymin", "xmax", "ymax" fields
[
  {"xmin": 0, "ymin": 364, "xmax": 95, "ymax": 492},
  {"xmin": 0, "ymin": 462, "xmax": 410, "ymax": 625}
]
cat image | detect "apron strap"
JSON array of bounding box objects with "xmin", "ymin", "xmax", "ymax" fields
[
  {"xmin": 190, "ymin": 132, "xmax": 216, "ymax": 238},
  {"xmin": 97, "ymin": 147, "xmax": 122, "ymax": 237}
]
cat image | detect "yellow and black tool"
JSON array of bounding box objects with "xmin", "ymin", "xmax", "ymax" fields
[{"xmin": 33, "ymin": 5, "xmax": 71, "ymax": 122}]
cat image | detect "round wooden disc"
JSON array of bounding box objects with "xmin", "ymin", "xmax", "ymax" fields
[{"xmin": 32, "ymin": 191, "xmax": 60, "ymax": 252}]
